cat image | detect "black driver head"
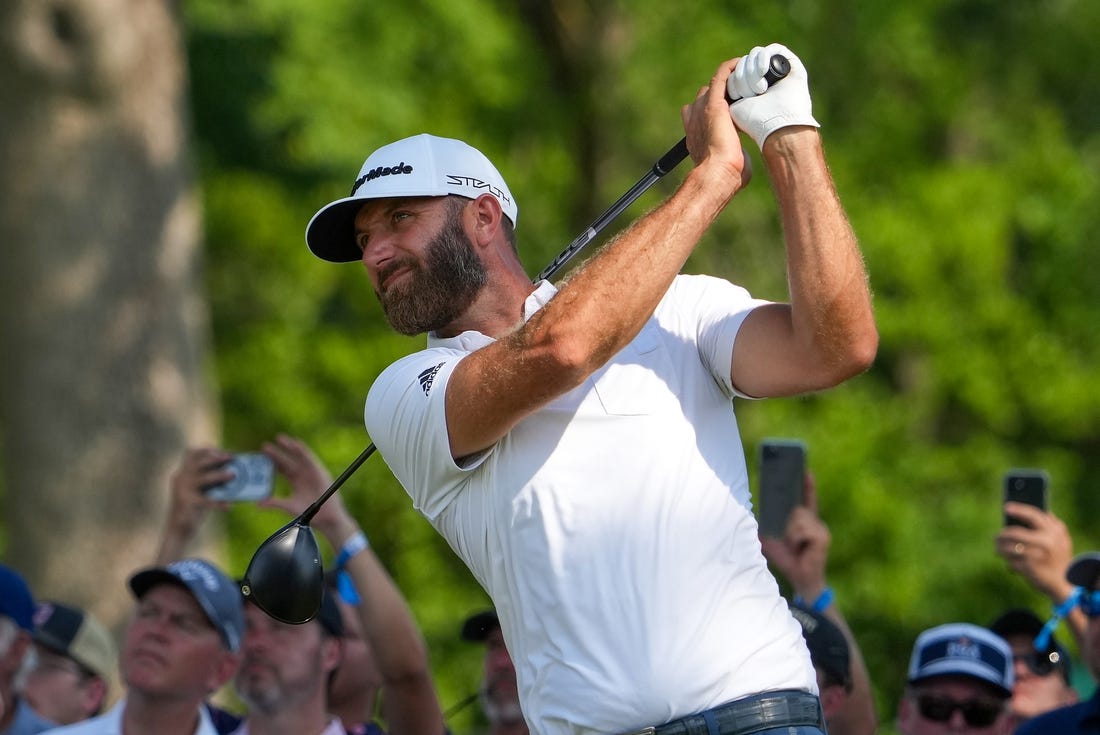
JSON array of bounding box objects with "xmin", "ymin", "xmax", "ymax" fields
[{"xmin": 240, "ymin": 521, "xmax": 324, "ymax": 624}]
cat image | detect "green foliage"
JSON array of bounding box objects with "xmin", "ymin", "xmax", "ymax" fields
[{"xmin": 182, "ymin": 0, "xmax": 1100, "ymax": 728}]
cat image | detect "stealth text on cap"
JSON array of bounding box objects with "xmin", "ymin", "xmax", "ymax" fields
[
  {"xmin": 447, "ymin": 174, "xmax": 512, "ymax": 208},
  {"xmin": 351, "ymin": 162, "xmax": 414, "ymax": 195}
]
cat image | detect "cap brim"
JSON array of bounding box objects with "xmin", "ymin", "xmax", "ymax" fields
[
  {"xmin": 306, "ymin": 198, "xmax": 369, "ymax": 263},
  {"xmin": 129, "ymin": 569, "xmax": 225, "ymax": 647},
  {"xmin": 461, "ymin": 610, "xmax": 499, "ymax": 642},
  {"xmin": 910, "ymin": 664, "xmax": 1012, "ymax": 698},
  {"xmin": 129, "ymin": 569, "xmax": 187, "ymax": 600},
  {"xmin": 1068, "ymin": 553, "xmax": 1100, "ymax": 589}
]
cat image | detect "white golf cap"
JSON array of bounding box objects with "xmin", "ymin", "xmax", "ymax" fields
[{"xmin": 306, "ymin": 133, "xmax": 518, "ymax": 263}]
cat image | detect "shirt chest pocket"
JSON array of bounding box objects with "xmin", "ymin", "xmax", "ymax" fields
[{"xmin": 590, "ymin": 322, "xmax": 677, "ymax": 416}]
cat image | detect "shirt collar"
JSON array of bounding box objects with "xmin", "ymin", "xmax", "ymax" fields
[{"xmin": 427, "ymin": 280, "xmax": 558, "ymax": 351}]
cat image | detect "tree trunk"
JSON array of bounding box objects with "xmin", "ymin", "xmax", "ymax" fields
[{"xmin": 0, "ymin": 0, "xmax": 217, "ymax": 632}]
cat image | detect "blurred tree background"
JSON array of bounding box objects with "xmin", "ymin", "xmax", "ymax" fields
[{"xmin": 2, "ymin": 0, "xmax": 1099, "ymax": 732}]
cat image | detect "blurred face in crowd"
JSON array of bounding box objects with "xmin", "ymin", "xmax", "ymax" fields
[
  {"xmin": 480, "ymin": 626, "xmax": 523, "ymax": 727},
  {"xmin": 897, "ymin": 676, "xmax": 1011, "ymax": 735},
  {"xmin": 814, "ymin": 666, "xmax": 850, "ymax": 723},
  {"xmin": 1000, "ymin": 632, "xmax": 1076, "ymax": 723},
  {"xmin": 236, "ymin": 603, "xmax": 340, "ymax": 714},
  {"xmin": 327, "ymin": 596, "xmax": 382, "ymax": 713},
  {"xmin": 22, "ymin": 644, "xmax": 106, "ymax": 724},
  {"xmin": 122, "ymin": 584, "xmax": 238, "ymax": 701}
]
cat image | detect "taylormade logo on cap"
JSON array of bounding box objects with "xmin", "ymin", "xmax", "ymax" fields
[
  {"xmin": 306, "ymin": 133, "xmax": 518, "ymax": 263},
  {"xmin": 352, "ymin": 162, "xmax": 415, "ymax": 194}
]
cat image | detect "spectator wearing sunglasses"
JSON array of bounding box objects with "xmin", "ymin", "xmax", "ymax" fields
[
  {"xmin": 896, "ymin": 622, "xmax": 1014, "ymax": 734},
  {"xmin": 1016, "ymin": 552, "xmax": 1100, "ymax": 734},
  {"xmin": 988, "ymin": 608, "xmax": 1077, "ymax": 729}
]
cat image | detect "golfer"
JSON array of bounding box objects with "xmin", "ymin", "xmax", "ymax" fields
[{"xmin": 306, "ymin": 44, "xmax": 876, "ymax": 735}]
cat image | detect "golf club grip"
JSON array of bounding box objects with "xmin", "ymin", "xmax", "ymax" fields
[{"xmin": 727, "ymin": 54, "xmax": 791, "ymax": 104}]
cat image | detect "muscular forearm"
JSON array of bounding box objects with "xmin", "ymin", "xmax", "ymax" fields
[
  {"xmin": 764, "ymin": 129, "xmax": 877, "ymax": 380},
  {"xmin": 447, "ymin": 161, "xmax": 743, "ymax": 458}
]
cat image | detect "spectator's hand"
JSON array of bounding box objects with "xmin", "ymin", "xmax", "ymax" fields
[
  {"xmin": 259, "ymin": 434, "xmax": 358, "ymax": 546},
  {"xmin": 760, "ymin": 472, "xmax": 830, "ymax": 601},
  {"xmin": 155, "ymin": 447, "xmax": 234, "ymax": 564},
  {"xmin": 165, "ymin": 447, "xmax": 234, "ymax": 538},
  {"xmin": 995, "ymin": 503, "xmax": 1075, "ymax": 601}
]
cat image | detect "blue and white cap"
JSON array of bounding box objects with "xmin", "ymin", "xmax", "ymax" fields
[
  {"xmin": 129, "ymin": 558, "xmax": 245, "ymax": 653},
  {"xmin": 907, "ymin": 622, "xmax": 1014, "ymax": 697},
  {"xmin": 306, "ymin": 133, "xmax": 518, "ymax": 263}
]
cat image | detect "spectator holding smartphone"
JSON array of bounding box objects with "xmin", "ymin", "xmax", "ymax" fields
[
  {"xmin": 759, "ymin": 473, "xmax": 877, "ymax": 735},
  {"xmin": 1015, "ymin": 552, "xmax": 1100, "ymax": 734},
  {"xmin": 994, "ymin": 501, "xmax": 1089, "ymax": 663},
  {"xmin": 156, "ymin": 435, "xmax": 444, "ymax": 735}
]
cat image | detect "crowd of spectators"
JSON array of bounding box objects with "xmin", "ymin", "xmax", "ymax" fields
[{"xmin": 0, "ymin": 441, "xmax": 1096, "ymax": 735}]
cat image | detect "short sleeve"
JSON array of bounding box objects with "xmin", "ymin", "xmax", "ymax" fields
[{"xmin": 364, "ymin": 349, "xmax": 491, "ymax": 519}]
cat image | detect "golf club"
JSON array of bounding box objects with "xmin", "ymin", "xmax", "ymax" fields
[
  {"xmin": 537, "ymin": 53, "xmax": 789, "ymax": 282},
  {"xmin": 240, "ymin": 443, "xmax": 376, "ymax": 623},
  {"xmin": 242, "ymin": 54, "xmax": 791, "ymax": 625}
]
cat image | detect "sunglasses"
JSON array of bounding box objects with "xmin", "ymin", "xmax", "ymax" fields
[
  {"xmin": 915, "ymin": 694, "xmax": 1003, "ymax": 728},
  {"xmin": 1016, "ymin": 648, "xmax": 1063, "ymax": 677}
]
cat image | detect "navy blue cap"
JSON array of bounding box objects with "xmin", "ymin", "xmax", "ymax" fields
[
  {"xmin": 908, "ymin": 622, "xmax": 1014, "ymax": 697},
  {"xmin": 130, "ymin": 559, "xmax": 244, "ymax": 653},
  {"xmin": 0, "ymin": 564, "xmax": 35, "ymax": 632}
]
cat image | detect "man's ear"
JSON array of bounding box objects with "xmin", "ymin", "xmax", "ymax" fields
[
  {"xmin": 321, "ymin": 636, "xmax": 342, "ymax": 675},
  {"xmin": 1, "ymin": 631, "xmax": 30, "ymax": 675},
  {"xmin": 206, "ymin": 651, "xmax": 240, "ymax": 694},
  {"xmin": 469, "ymin": 193, "xmax": 503, "ymax": 247},
  {"xmin": 79, "ymin": 676, "xmax": 108, "ymax": 718},
  {"xmin": 816, "ymin": 683, "xmax": 841, "ymax": 719}
]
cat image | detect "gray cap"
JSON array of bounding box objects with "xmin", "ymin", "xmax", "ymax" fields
[{"xmin": 129, "ymin": 559, "xmax": 244, "ymax": 653}]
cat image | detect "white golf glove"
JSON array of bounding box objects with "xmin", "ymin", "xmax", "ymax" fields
[{"xmin": 727, "ymin": 43, "xmax": 819, "ymax": 150}]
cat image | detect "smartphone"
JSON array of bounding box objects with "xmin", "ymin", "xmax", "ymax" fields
[
  {"xmin": 1003, "ymin": 468, "xmax": 1049, "ymax": 527},
  {"xmin": 205, "ymin": 453, "xmax": 275, "ymax": 502},
  {"xmin": 757, "ymin": 439, "xmax": 807, "ymax": 538}
]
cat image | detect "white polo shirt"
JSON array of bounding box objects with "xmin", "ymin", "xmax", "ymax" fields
[{"xmin": 366, "ymin": 275, "xmax": 816, "ymax": 735}]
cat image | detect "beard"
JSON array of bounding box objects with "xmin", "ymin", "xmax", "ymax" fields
[
  {"xmin": 479, "ymin": 671, "xmax": 525, "ymax": 725},
  {"xmin": 377, "ymin": 209, "xmax": 487, "ymax": 336}
]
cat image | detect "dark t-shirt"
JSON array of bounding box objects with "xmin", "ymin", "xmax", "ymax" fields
[{"xmin": 1015, "ymin": 689, "xmax": 1100, "ymax": 734}]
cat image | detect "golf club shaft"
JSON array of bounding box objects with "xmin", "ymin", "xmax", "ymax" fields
[
  {"xmin": 299, "ymin": 443, "xmax": 377, "ymax": 524},
  {"xmin": 535, "ymin": 53, "xmax": 790, "ymax": 283}
]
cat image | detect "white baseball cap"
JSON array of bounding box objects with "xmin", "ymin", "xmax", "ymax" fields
[{"xmin": 306, "ymin": 133, "xmax": 518, "ymax": 263}]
